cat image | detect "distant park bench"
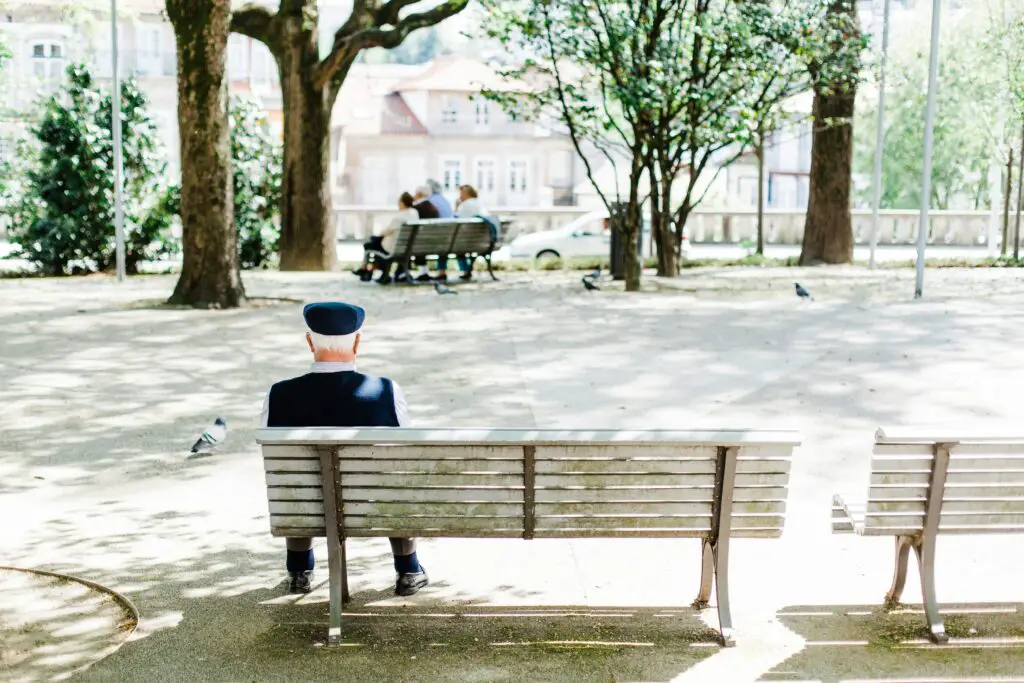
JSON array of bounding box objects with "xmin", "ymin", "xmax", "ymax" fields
[
  {"xmin": 832, "ymin": 427, "xmax": 1024, "ymax": 643},
  {"xmin": 370, "ymin": 217, "xmax": 514, "ymax": 282},
  {"xmin": 257, "ymin": 427, "xmax": 800, "ymax": 646}
]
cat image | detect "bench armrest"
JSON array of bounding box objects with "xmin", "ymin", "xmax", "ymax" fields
[{"xmin": 831, "ymin": 493, "xmax": 865, "ymax": 535}]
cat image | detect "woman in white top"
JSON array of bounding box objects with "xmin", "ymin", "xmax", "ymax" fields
[
  {"xmin": 353, "ymin": 192, "xmax": 418, "ymax": 283},
  {"xmin": 454, "ymin": 185, "xmax": 492, "ymax": 281}
]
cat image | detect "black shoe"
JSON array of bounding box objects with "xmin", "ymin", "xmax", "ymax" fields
[
  {"xmin": 352, "ymin": 267, "xmax": 368, "ymax": 277},
  {"xmin": 395, "ymin": 568, "xmax": 429, "ymax": 596},
  {"xmin": 376, "ymin": 275, "xmax": 392, "ymax": 285},
  {"xmin": 432, "ymin": 274, "xmax": 448, "ymax": 283},
  {"xmin": 395, "ymin": 272, "xmax": 411, "ymax": 284},
  {"xmin": 289, "ymin": 570, "xmax": 313, "ymax": 594},
  {"xmin": 459, "ymin": 272, "xmax": 472, "ymax": 282},
  {"xmin": 415, "ymin": 273, "xmax": 432, "ymax": 282},
  {"xmin": 360, "ymin": 270, "xmax": 373, "ymax": 282}
]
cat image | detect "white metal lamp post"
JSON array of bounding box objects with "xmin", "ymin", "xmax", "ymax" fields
[
  {"xmin": 915, "ymin": 0, "xmax": 942, "ymax": 299},
  {"xmin": 868, "ymin": 0, "xmax": 891, "ymax": 270},
  {"xmin": 111, "ymin": 0, "xmax": 126, "ymax": 282}
]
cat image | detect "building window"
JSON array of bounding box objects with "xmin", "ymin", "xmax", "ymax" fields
[
  {"xmin": 474, "ymin": 158, "xmax": 495, "ymax": 193},
  {"xmin": 441, "ymin": 158, "xmax": 462, "ymax": 194},
  {"xmin": 31, "ymin": 42, "xmax": 64, "ymax": 81},
  {"xmin": 508, "ymin": 159, "xmax": 528, "ymax": 194},
  {"xmin": 441, "ymin": 97, "xmax": 459, "ymax": 125},
  {"xmin": 475, "ymin": 99, "xmax": 489, "ymax": 126}
]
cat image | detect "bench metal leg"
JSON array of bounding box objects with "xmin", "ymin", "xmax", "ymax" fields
[
  {"xmin": 713, "ymin": 539, "xmax": 735, "ymax": 647},
  {"xmin": 691, "ymin": 538, "xmax": 735, "ymax": 647},
  {"xmin": 914, "ymin": 535, "xmax": 948, "ymax": 644},
  {"xmin": 341, "ymin": 537, "xmax": 350, "ymax": 604},
  {"xmin": 324, "ymin": 532, "xmax": 344, "ymax": 645},
  {"xmin": 693, "ymin": 538, "xmax": 714, "ymax": 609},
  {"xmin": 885, "ymin": 534, "xmax": 915, "ymax": 606}
]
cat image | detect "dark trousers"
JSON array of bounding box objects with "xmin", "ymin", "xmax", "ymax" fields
[{"xmin": 286, "ymin": 537, "xmax": 416, "ymax": 556}]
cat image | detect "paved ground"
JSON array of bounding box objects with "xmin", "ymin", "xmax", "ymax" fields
[
  {"xmin": 2, "ymin": 266, "xmax": 1024, "ymax": 682},
  {"xmin": 0, "ymin": 567, "xmax": 136, "ymax": 682}
]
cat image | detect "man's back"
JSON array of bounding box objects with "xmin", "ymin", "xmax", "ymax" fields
[{"xmin": 267, "ymin": 370, "xmax": 399, "ymax": 428}]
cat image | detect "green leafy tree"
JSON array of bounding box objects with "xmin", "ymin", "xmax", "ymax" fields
[
  {"xmin": 230, "ymin": 97, "xmax": 282, "ymax": 268},
  {"xmin": 6, "ymin": 64, "xmax": 176, "ymax": 275}
]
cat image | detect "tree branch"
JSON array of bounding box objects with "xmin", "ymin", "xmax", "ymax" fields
[
  {"xmin": 230, "ymin": 4, "xmax": 278, "ymax": 51},
  {"xmin": 315, "ymin": 0, "xmax": 469, "ymax": 90}
]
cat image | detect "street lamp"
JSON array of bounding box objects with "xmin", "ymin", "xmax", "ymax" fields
[
  {"xmin": 915, "ymin": 0, "xmax": 942, "ymax": 299},
  {"xmin": 868, "ymin": 0, "xmax": 891, "ymax": 270},
  {"xmin": 110, "ymin": 0, "xmax": 126, "ymax": 282}
]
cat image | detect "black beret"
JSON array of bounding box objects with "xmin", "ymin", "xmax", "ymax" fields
[{"xmin": 303, "ymin": 302, "xmax": 365, "ymax": 335}]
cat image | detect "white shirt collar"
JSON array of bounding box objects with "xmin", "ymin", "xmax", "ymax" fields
[{"xmin": 310, "ymin": 361, "xmax": 356, "ymax": 373}]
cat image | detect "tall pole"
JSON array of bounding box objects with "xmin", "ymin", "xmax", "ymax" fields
[
  {"xmin": 1016, "ymin": 121, "xmax": 1024, "ymax": 261},
  {"xmin": 111, "ymin": 0, "xmax": 126, "ymax": 282},
  {"xmin": 915, "ymin": 0, "xmax": 942, "ymax": 299},
  {"xmin": 868, "ymin": 0, "xmax": 891, "ymax": 270}
]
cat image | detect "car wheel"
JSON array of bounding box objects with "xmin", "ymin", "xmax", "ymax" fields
[{"xmin": 535, "ymin": 249, "xmax": 560, "ymax": 265}]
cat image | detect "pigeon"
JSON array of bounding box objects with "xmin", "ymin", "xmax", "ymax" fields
[
  {"xmin": 586, "ymin": 266, "xmax": 602, "ymax": 281},
  {"xmin": 434, "ymin": 282, "xmax": 457, "ymax": 295},
  {"xmin": 794, "ymin": 283, "xmax": 814, "ymax": 301},
  {"xmin": 190, "ymin": 417, "xmax": 227, "ymax": 454},
  {"xmin": 582, "ymin": 277, "xmax": 600, "ymax": 291}
]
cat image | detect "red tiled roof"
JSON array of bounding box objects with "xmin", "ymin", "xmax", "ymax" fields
[{"xmin": 379, "ymin": 93, "xmax": 427, "ymax": 136}]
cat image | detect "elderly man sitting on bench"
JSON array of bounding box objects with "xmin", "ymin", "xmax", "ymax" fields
[{"xmin": 260, "ymin": 302, "xmax": 429, "ymax": 595}]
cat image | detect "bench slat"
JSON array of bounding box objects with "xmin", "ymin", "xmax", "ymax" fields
[
  {"xmin": 346, "ymin": 529, "xmax": 523, "ymax": 539},
  {"xmin": 537, "ymin": 445, "xmax": 716, "ymax": 459},
  {"xmin": 536, "ymin": 472, "xmax": 787, "ymax": 489},
  {"xmin": 536, "ymin": 459, "xmax": 717, "ymax": 475},
  {"xmin": 534, "ymin": 514, "xmax": 784, "ymax": 531},
  {"xmin": 267, "ymin": 473, "xmax": 322, "ymax": 487},
  {"xmin": 338, "ymin": 445, "xmax": 524, "ymax": 460},
  {"xmin": 339, "ymin": 459, "xmax": 523, "ymax": 474},
  {"xmin": 946, "ymin": 470, "xmax": 1024, "ymax": 485},
  {"xmin": 533, "ymin": 486, "xmax": 787, "ymax": 503},
  {"xmin": 532, "ymin": 528, "xmax": 783, "ymax": 539},
  {"xmin": 341, "ymin": 473, "xmax": 522, "ymax": 488},
  {"xmin": 265, "ymin": 458, "xmax": 319, "ymax": 473},
  {"xmin": 343, "ymin": 516, "xmax": 523, "ymax": 531},
  {"xmin": 346, "ymin": 502, "xmax": 522, "ymax": 517},
  {"xmin": 263, "ymin": 444, "xmax": 321, "ymax": 459},
  {"xmin": 271, "ymin": 514, "xmax": 328, "ymax": 528},
  {"xmin": 534, "ymin": 501, "xmax": 785, "ymax": 516},
  {"xmin": 268, "ymin": 486, "xmax": 323, "ymax": 502},
  {"xmin": 270, "ymin": 526, "xmax": 324, "ymax": 537},
  {"xmin": 868, "ymin": 499, "xmax": 1024, "ymax": 513},
  {"xmin": 269, "ymin": 501, "xmax": 324, "ymax": 515},
  {"xmin": 343, "ymin": 487, "xmax": 523, "ymax": 503}
]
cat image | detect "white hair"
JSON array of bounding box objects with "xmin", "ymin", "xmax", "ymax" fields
[
  {"xmin": 415, "ymin": 184, "xmax": 433, "ymax": 197},
  {"xmin": 307, "ymin": 329, "xmax": 357, "ymax": 353}
]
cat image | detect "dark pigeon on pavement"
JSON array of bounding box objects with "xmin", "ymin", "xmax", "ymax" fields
[
  {"xmin": 582, "ymin": 277, "xmax": 600, "ymax": 292},
  {"xmin": 794, "ymin": 283, "xmax": 814, "ymax": 301},
  {"xmin": 434, "ymin": 282, "xmax": 458, "ymax": 295}
]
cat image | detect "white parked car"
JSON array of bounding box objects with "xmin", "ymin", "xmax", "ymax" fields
[{"xmin": 508, "ymin": 209, "xmax": 690, "ymax": 262}]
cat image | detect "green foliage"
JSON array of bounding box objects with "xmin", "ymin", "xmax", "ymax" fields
[
  {"xmin": 5, "ymin": 64, "xmax": 177, "ymax": 275},
  {"xmin": 229, "ymin": 97, "xmax": 282, "ymax": 268},
  {"xmin": 854, "ymin": 15, "xmax": 1001, "ymax": 210}
]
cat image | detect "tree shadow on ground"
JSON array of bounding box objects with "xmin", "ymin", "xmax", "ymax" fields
[{"xmin": 761, "ymin": 603, "xmax": 1024, "ymax": 682}]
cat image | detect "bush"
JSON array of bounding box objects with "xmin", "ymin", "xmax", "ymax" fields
[
  {"xmin": 5, "ymin": 64, "xmax": 177, "ymax": 275},
  {"xmin": 230, "ymin": 97, "xmax": 282, "ymax": 269}
]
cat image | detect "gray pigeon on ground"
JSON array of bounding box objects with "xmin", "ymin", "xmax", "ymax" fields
[
  {"xmin": 586, "ymin": 266, "xmax": 602, "ymax": 281},
  {"xmin": 794, "ymin": 283, "xmax": 813, "ymax": 301},
  {"xmin": 190, "ymin": 417, "xmax": 227, "ymax": 454},
  {"xmin": 434, "ymin": 282, "xmax": 457, "ymax": 295},
  {"xmin": 582, "ymin": 277, "xmax": 600, "ymax": 291}
]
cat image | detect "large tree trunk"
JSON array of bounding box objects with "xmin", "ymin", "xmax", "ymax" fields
[
  {"xmin": 799, "ymin": 85, "xmax": 856, "ymax": 265},
  {"xmin": 647, "ymin": 158, "xmax": 673, "ymax": 277},
  {"xmin": 276, "ymin": 17, "xmax": 335, "ymax": 271},
  {"xmin": 166, "ymin": 0, "xmax": 245, "ymax": 308},
  {"xmin": 658, "ymin": 175, "xmax": 678, "ymax": 274}
]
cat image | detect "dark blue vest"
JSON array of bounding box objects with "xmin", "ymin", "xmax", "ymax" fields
[{"xmin": 267, "ymin": 371, "xmax": 399, "ymax": 428}]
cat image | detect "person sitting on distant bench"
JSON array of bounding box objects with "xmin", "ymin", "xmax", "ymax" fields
[
  {"xmin": 400, "ymin": 185, "xmax": 440, "ymax": 283},
  {"xmin": 453, "ymin": 184, "xmax": 498, "ymax": 282},
  {"xmin": 353, "ymin": 192, "xmax": 417, "ymax": 284}
]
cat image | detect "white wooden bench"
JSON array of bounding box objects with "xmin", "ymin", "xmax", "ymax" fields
[
  {"xmin": 256, "ymin": 428, "xmax": 801, "ymax": 646},
  {"xmin": 832, "ymin": 427, "xmax": 1024, "ymax": 643}
]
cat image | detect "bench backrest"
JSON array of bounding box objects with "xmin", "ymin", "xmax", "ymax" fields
[
  {"xmin": 391, "ymin": 218, "xmax": 501, "ymax": 259},
  {"xmin": 258, "ymin": 428, "xmax": 800, "ymax": 541},
  {"xmin": 864, "ymin": 427, "xmax": 1024, "ymax": 535}
]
